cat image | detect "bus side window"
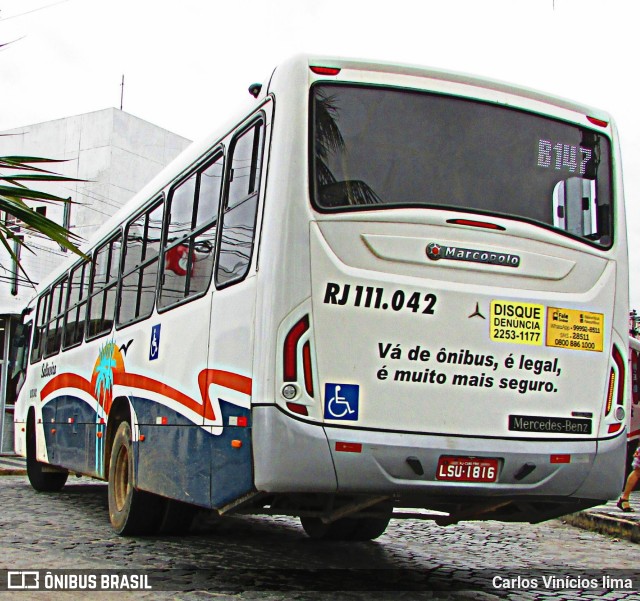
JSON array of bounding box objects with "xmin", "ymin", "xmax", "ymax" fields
[
  {"xmin": 11, "ymin": 320, "xmax": 31, "ymax": 397},
  {"xmin": 30, "ymin": 292, "xmax": 50, "ymax": 363},
  {"xmin": 44, "ymin": 277, "xmax": 68, "ymax": 357},
  {"xmin": 63, "ymin": 259, "xmax": 90, "ymax": 349},
  {"xmin": 118, "ymin": 200, "xmax": 164, "ymax": 325},
  {"xmin": 159, "ymin": 153, "xmax": 222, "ymax": 309},
  {"xmin": 216, "ymin": 119, "xmax": 264, "ymax": 288},
  {"xmin": 87, "ymin": 234, "xmax": 122, "ymax": 339}
]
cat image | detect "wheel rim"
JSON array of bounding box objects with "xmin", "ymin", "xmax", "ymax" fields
[{"xmin": 113, "ymin": 445, "xmax": 129, "ymax": 512}]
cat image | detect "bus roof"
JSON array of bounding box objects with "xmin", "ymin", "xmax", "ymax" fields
[{"xmin": 28, "ymin": 53, "xmax": 612, "ymax": 299}]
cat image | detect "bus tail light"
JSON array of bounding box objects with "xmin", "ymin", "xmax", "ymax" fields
[
  {"xmin": 605, "ymin": 345, "xmax": 625, "ymax": 416},
  {"xmin": 587, "ymin": 116, "xmax": 608, "ymax": 128},
  {"xmin": 282, "ymin": 315, "xmax": 315, "ymax": 412},
  {"xmin": 310, "ymin": 66, "xmax": 341, "ymax": 76},
  {"xmin": 446, "ymin": 218, "xmax": 505, "ymax": 231},
  {"xmin": 283, "ymin": 316, "xmax": 309, "ymax": 382}
]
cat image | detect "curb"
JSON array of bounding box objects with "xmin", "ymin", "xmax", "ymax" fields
[
  {"xmin": 563, "ymin": 511, "xmax": 640, "ymax": 543},
  {"xmin": 0, "ymin": 468, "xmax": 26, "ymax": 476}
]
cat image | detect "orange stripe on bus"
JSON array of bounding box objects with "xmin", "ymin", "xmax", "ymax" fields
[
  {"xmin": 39, "ymin": 368, "xmax": 251, "ymax": 423},
  {"xmin": 41, "ymin": 373, "xmax": 94, "ymax": 400}
]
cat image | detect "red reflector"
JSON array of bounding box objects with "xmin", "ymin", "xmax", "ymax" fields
[
  {"xmin": 302, "ymin": 341, "xmax": 314, "ymax": 397},
  {"xmin": 161, "ymin": 416, "xmax": 168, "ymax": 425},
  {"xmin": 237, "ymin": 416, "xmax": 248, "ymax": 427},
  {"xmin": 446, "ymin": 218, "xmax": 505, "ymax": 231},
  {"xmin": 310, "ymin": 66, "xmax": 341, "ymax": 76},
  {"xmin": 286, "ymin": 402, "xmax": 308, "ymax": 416},
  {"xmin": 587, "ymin": 116, "xmax": 608, "ymax": 128},
  {"xmin": 336, "ymin": 442, "xmax": 362, "ymax": 453},
  {"xmin": 608, "ymin": 423, "xmax": 623, "ymax": 434},
  {"xmin": 550, "ymin": 454, "xmax": 571, "ymax": 464}
]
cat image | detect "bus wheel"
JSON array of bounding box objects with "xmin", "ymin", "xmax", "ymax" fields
[
  {"xmin": 156, "ymin": 500, "xmax": 198, "ymax": 536},
  {"xmin": 348, "ymin": 515, "xmax": 391, "ymax": 541},
  {"xmin": 107, "ymin": 421, "xmax": 164, "ymax": 535},
  {"xmin": 299, "ymin": 516, "xmax": 358, "ymax": 540},
  {"xmin": 26, "ymin": 418, "xmax": 68, "ymax": 492},
  {"xmin": 300, "ymin": 504, "xmax": 392, "ymax": 541}
]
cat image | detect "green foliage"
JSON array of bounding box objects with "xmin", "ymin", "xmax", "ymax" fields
[{"xmin": 0, "ymin": 155, "xmax": 86, "ymax": 272}]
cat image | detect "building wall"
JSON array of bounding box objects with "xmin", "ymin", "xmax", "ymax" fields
[
  {"xmin": 0, "ymin": 108, "xmax": 191, "ymax": 453},
  {"xmin": 0, "ymin": 108, "xmax": 191, "ymax": 311}
]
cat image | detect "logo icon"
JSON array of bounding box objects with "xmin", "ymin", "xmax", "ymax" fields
[
  {"xmin": 8, "ymin": 571, "xmax": 40, "ymax": 590},
  {"xmin": 426, "ymin": 243, "xmax": 442, "ymax": 260},
  {"xmin": 149, "ymin": 324, "xmax": 161, "ymax": 361},
  {"xmin": 468, "ymin": 302, "xmax": 486, "ymax": 320},
  {"xmin": 324, "ymin": 383, "xmax": 359, "ymax": 420}
]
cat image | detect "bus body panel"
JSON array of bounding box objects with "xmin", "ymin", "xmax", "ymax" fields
[
  {"xmin": 252, "ymin": 406, "xmax": 338, "ymax": 493},
  {"xmin": 309, "ymin": 220, "xmax": 619, "ymax": 438}
]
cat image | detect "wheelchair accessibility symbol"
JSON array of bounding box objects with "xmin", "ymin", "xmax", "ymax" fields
[{"xmin": 324, "ymin": 383, "xmax": 359, "ymax": 420}]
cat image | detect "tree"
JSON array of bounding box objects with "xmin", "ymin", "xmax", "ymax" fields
[{"xmin": 0, "ymin": 154, "xmax": 85, "ymax": 278}]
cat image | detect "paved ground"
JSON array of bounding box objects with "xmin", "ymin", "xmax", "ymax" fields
[
  {"xmin": 0, "ymin": 469, "xmax": 639, "ymax": 600},
  {"xmin": 0, "ymin": 455, "xmax": 25, "ymax": 476},
  {"xmin": 4, "ymin": 453, "xmax": 640, "ymax": 543},
  {"xmin": 564, "ymin": 490, "xmax": 640, "ymax": 543}
]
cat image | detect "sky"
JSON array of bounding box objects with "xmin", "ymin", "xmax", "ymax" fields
[{"xmin": 1, "ymin": 0, "xmax": 639, "ymax": 307}]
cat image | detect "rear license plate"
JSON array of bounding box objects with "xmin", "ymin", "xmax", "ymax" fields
[{"xmin": 436, "ymin": 456, "xmax": 499, "ymax": 482}]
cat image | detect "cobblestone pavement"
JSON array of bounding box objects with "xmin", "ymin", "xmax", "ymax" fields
[{"xmin": 0, "ymin": 476, "xmax": 638, "ymax": 601}]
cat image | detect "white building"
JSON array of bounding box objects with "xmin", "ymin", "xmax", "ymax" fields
[{"xmin": 0, "ymin": 108, "xmax": 191, "ymax": 452}]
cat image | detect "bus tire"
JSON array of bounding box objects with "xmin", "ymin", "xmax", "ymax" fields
[
  {"xmin": 300, "ymin": 504, "xmax": 392, "ymax": 541},
  {"xmin": 156, "ymin": 500, "xmax": 198, "ymax": 536},
  {"xmin": 107, "ymin": 421, "xmax": 164, "ymax": 535},
  {"xmin": 26, "ymin": 416, "xmax": 68, "ymax": 492},
  {"xmin": 348, "ymin": 515, "xmax": 391, "ymax": 541},
  {"xmin": 299, "ymin": 516, "xmax": 358, "ymax": 540}
]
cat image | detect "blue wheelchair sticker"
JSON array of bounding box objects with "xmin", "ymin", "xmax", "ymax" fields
[
  {"xmin": 149, "ymin": 324, "xmax": 161, "ymax": 361},
  {"xmin": 324, "ymin": 383, "xmax": 359, "ymax": 421}
]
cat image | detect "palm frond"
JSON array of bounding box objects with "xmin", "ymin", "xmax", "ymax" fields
[{"xmin": 0, "ymin": 156, "xmax": 88, "ymax": 266}]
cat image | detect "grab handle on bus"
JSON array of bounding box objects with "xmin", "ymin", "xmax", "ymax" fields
[{"xmin": 552, "ymin": 177, "xmax": 597, "ymax": 238}]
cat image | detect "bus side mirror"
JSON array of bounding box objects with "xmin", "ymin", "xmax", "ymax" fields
[{"xmin": 553, "ymin": 177, "xmax": 598, "ymax": 237}]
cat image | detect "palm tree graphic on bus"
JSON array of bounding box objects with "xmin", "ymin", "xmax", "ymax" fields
[
  {"xmin": 94, "ymin": 342, "xmax": 116, "ymax": 402},
  {"xmin": 92, "ymin": 340, "xmax": 125, "ymax": 414}
]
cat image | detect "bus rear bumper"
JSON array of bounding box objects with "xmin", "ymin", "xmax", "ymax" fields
[
  {"xmin": 252, "ymin": 406, "xmax": 625, "ymax": 509},
  {"xmin": 325, "ymin": 424, "xmax": 625, "ymax": 501}
]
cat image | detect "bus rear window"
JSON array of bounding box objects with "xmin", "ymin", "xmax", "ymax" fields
[{"xmin": 311, "ymin": 84, "xmax": 613, "ymax": 247}]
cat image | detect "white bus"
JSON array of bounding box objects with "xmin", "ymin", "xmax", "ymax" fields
[{"xmin": 13, "ymin": 55, "xmax": 629, "ymax": 539}]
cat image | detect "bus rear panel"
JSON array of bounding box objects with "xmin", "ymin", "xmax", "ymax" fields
[{"xmin": 251, "ymin": 57, "xmax": 628, "ymax": 525}]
